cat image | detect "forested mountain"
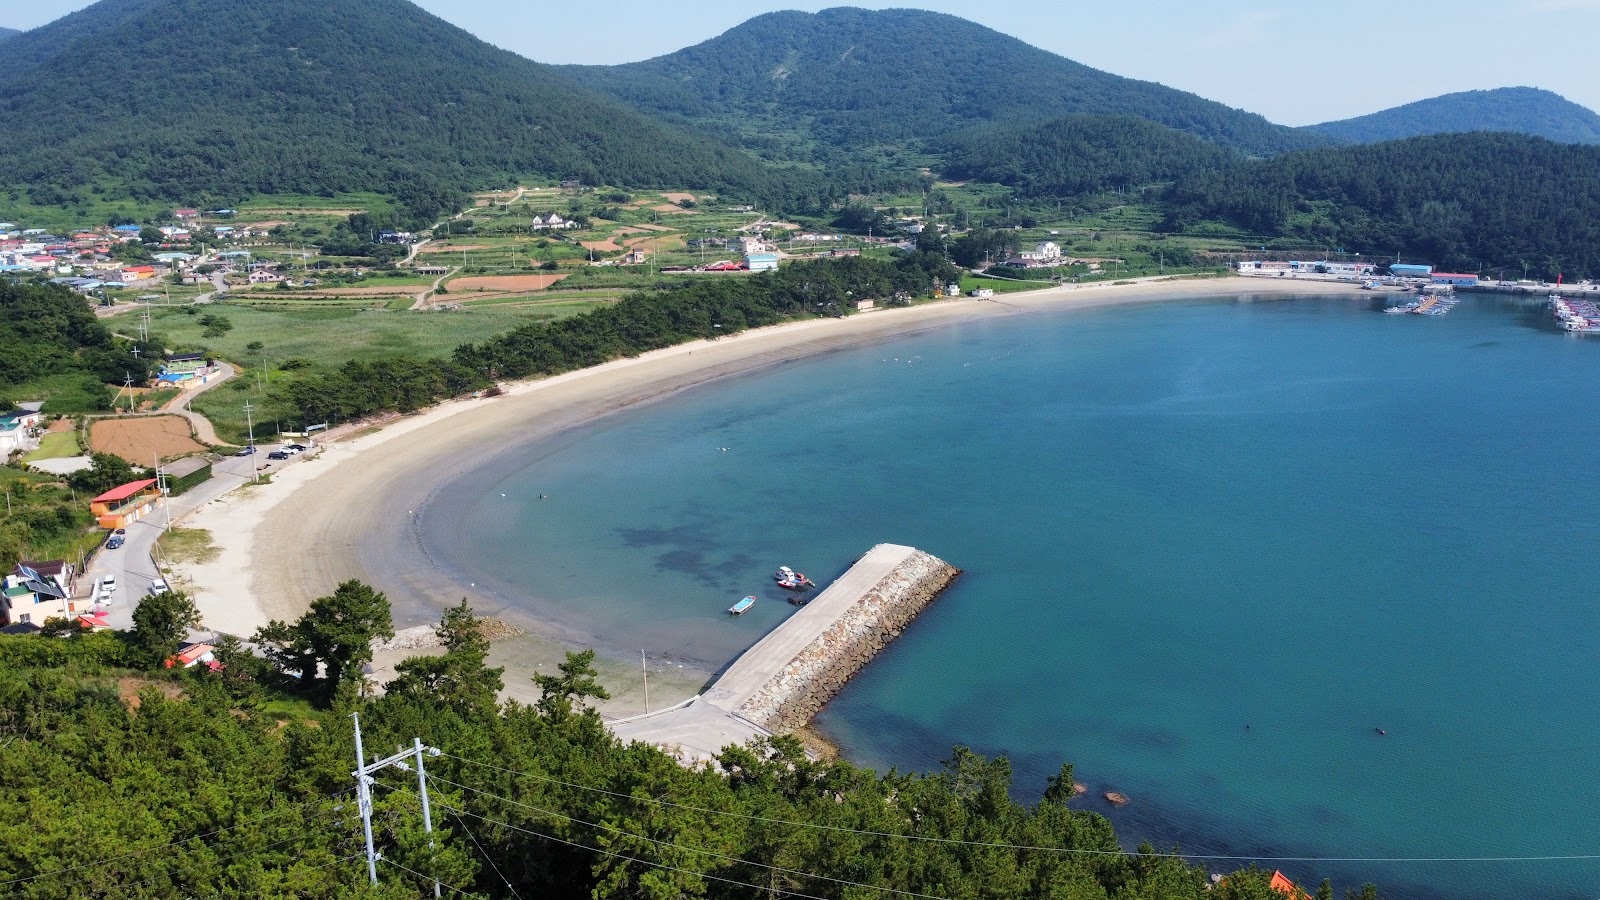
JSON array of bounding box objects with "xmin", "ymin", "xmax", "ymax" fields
[
  {"xmin": 0, "ymin": 0, "xmax": 792, "ymax": 224},
  {"xmin": 0, "ymin": 27, "xmax": 20, "ymax": 43},
  {"xmin": 1161, "ymin": 133, "xmax": 1600, "ymax": 278},
  {"xmin": 1307, "ymin": 87, "xmax": 1600, "ymax": 145},
  {"xmin": 562, "ymin": 8, "xmax": 1324, "ymax": 160},
  {"xmin": 944, "ymin": 115, "xmax": 1237, "ymax": 199}
]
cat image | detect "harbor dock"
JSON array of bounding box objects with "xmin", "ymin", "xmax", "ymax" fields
[{"xmin": 609, "ymin": 543, "xmax": 960, "ymax": 763}]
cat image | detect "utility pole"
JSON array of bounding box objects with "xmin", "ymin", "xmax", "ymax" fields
[
  {"xmin": 350, "ymin": 715, "xmax": 443, "ymax": 894},
  {"xmin": 243, "ymin": 400, "xmax": 259, "ymax": 482}
]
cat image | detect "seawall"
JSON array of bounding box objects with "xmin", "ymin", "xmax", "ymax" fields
[
  {"xmin": 729, "ymin": 546, "xmax": 960, "ymax": 732},
  {"xmin": 610, "ymin": 543, "xmax": 959, "ymax": 763}
]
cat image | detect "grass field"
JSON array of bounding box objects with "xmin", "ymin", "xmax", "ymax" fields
[
  {"xmin": 149, "ymin": 302, "xmax": 607, "ymax": 367},
  {"xmin": 22, "ymin": 431, "xmax": 82, "ymax": 462}
]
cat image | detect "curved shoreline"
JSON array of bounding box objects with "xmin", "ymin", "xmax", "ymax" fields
[{"xmin": 174, "ymin": 275, "xmax": 1362, "ymax": 708}]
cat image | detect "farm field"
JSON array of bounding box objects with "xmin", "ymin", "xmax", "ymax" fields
[{"xmin": 90, "ymin": 415, "xmax": 207, "ymax": 462}]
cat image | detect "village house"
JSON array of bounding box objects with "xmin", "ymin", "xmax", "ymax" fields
[
  {"xmin": 90, "ymin": 479, "xmax": 163, "ymax": 531},
  {"xmin": 248, "ymin": 269, "xmax": 283, "ymax": 284},
  {"xmin": 0, "ymin": 402, "xmax": 44, "ymax": 456},
  {"xmin": 2, "ymin": 561, "xmax": 84, "ymax": 627},
  {"xmin": 529, "ymin": 213, "xmax": 574, "ymax": 231},
  {"xmin": 173, "ymin": 209, "xmax": 200, "ymax": 220},
  {"xmin": 120, "ymin": 265, "xmax": 158, "ymax": 281},
  {"xmin": 621, "ymin": 248, "xmax": 648, "ymax": 265}
]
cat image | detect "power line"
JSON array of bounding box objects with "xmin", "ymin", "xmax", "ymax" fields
[
  {"xmin": 88, "ymin": 818, "xmax": 356, "ymax": 899},
  {"xmin": 380, "ymin": 856, "xmax": 476, "ymax": 897},
  {"xmin": 434, "ymin": 752, "xmax": 1600, "ymax": 865},
  {"xmin": 438, "ymin": 801, "xmax": 839, "ymax": 900},
  {"xmin": 450, "ymin": 812, "xmax": 524, "ymax": 900},
  {"xmin": 425, "ymin": 774, "xmax": 955, "ymax": 900},
  {"xmin": 0, "ymin": 795, "xmax": 341, "ymax": 889}
]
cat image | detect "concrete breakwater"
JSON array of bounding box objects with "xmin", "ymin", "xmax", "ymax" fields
[
  {"xmin": 728, "ymin": 546, "xmax": 960, "ymax": 732},
  {"xmin": 610, "ymin": 543, "xmax": 959, "ymax": 762}
]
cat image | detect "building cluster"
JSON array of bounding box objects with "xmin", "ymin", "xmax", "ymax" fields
[
  {"xmin": 0, "ymin": 402, "xmax": 44, "ymax": 457},
  {"xmin": 0, "ymin": 211, "xmax": 263, "ymax": 291}
]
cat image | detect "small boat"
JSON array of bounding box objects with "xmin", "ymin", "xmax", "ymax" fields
[
  {"xmin": 728, "ymin": 595, "xmax": 756, "ymax": 616},
  {"xmin": 774, "ymin": 566, "xmax": 815, "ymax": 590}
]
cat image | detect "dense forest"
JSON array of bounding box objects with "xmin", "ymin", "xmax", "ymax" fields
[
  {"xmin": 0, "ymin": 590, "xmax": 1374, "ymax": 899},
  {"xmin": 943, "ymin": 115, "xmax": 1238, "ymax": 199},
  {"xmin": 0, "ymin": 26, "xmax": 19, "ymax": 42},
  {"xmin": 1306, "ymin": 87, "xmax": 1600, "ymax": 145},
  {"xmin": 1160, "ymin": 132, "xmax": 1600, "ymax": 278},
  {"xmin": 0, "ymin": 281, "xmax": 161, "ymax": 411},
  {"xmin": 268, "ymin": 253, "xmax": 960, "ymax": 427},
  {"xmin": 562, "ymin": 8, "xmax": 1324, "ymax": 160},
  {"xmin": 0, "ymin": 0, "xmax": 814, "ymax": 226}
]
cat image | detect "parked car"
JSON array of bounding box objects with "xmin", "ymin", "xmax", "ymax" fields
[
  {"xmin": 267, "ymin": 451, "xmax": 289, "ymax": 460},
  {"xmin": 148, "ymin": 578, "xmax": 171, "ymax": 596},
  {"xmin": 280, "ymin": 446, "xmax": 302, "ymax": 455},
  {"xmin": 114, "ymin": 528, "xmax": 126, "ymax": 535},
  {"xmin": 106, "ymin": 536, "xmax": 124, "ymax": 550},
  {"xmin": 96, "ymin": 588, "xmax": 113, "ymax": 606},
  {"xmin": 235, "ymin": 446, "xmax": 257, "ymax": 457},
  {"xmin": 286, "ymin": 444, "xmax": 309, "ymax": 452},
  {"xmin": 100, "ymin": 575, "xmax": 117, "ymax": 593}
]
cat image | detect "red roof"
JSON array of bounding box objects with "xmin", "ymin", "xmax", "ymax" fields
[
  {"xmin": 77, "ymin": 614, "xmax": 110, "ymax": 629},
  {"xmin": 91, "ymin": 479, "xmax": 158, "ymax": 504},
  {"xmin": 1269, "ymin": 871, "xmax": 1307, "ymax": 899}
]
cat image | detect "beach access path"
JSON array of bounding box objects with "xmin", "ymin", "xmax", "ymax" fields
[{"xmin": 166, "ymin": 275, "xmax": 1368, "ymax": 699}]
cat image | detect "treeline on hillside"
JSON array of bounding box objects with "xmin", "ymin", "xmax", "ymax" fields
[
  {"xmin": 272, "ymin": 253, "xmax": 958, "ymax": 426},
  {"xmin": 948, "ymin": 121, "xmax": 1600, "ymax": 280},
  {"xmin": 1159, "ymin": 132, "xmax": 1600, "ymax": 278},
  {"xmin": 944, "ymin": 115, "xmax": 1239, "ymax": 199},
  {"xmin": 0, "ymin": 0, "xmax": 820, "ymax": 226},
  {"xmin": 0, "ymin": 587, "xmax": 1377, "ymax": 899},
  {"xmin": 0, "ymin": 281, "xmax": 162, "ymax": 411}
]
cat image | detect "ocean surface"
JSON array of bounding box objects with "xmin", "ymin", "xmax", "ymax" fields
[{"xmin": 421, "ymin": 291, "xmax": 1600, "ymax": 899}]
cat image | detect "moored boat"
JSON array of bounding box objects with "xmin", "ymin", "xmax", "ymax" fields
[
  {"xmin": 774, "ymin": 566, "xmax": 815, "ymax": 589},
  {"xmin": 728, "ymin": 595, "xmax": 755, "ymax": 616}
]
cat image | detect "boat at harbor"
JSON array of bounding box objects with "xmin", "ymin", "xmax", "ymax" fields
[
  {"xmin": 1551, "ymin": 294, "xmax": 1600, "ymax": 333},
  {"xmin": 728, "ymin": 595, "xmax": 755, "ymax": 616},
  {"xmin": 774, "ymin": 566, "xmax": 815, "ymax": 589}
]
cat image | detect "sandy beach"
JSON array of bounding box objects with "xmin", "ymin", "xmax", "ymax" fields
[{"xmin": 171, "ymin": 274, "xmax": 1361, "ymax": 710}]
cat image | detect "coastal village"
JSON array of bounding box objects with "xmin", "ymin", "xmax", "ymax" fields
[{"xmin": 3, "ymin": 0, "xmax": 1599, "ymax": 896}]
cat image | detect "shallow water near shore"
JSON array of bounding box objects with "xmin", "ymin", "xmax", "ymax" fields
[{"xmin": 422, "ymin": 292, "xmax": 1600, "ymax": 900}]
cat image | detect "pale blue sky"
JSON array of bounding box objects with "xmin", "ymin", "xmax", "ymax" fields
[{"xmin": 4, "ymin": 0, "xmax": 1598, "ymax": 125}]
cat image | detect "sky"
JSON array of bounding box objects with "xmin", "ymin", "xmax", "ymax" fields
[{"xmin": 3, "ymin": 0, "xmax": 1599, "ymax": 125}]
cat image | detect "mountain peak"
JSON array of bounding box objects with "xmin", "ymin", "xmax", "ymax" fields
[
  {"xmin": 1309, "ymin": 87, "xmax": 1600, "ymax": 145},
  {"xmin": 563, "ymin": 6, "xmax": 1323, "ymax": 158}
]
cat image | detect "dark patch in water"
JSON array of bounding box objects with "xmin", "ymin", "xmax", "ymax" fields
[
  {"xmin": 618, "ymin": 523, "xmax": 708, "ymax": 549},
  {"xmin": 1119, "ymin": 725, "xmax": 1184, "ymax": 753},
  {"xmin": 1469, "ymin": 341, "xmax": 1501, "ymax": 349}
]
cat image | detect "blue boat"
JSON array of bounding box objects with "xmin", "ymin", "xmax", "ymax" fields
[{"xmin": 728, "ymin": 595, "xmax": 756, "ymax": 616}]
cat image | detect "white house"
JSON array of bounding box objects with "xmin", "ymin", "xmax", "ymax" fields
[
  {"xmin": 530, "ymin": 213, "xmax": 575, "ymax": 231},
  {"xmin": 1018, "ymin": 241, "xmax": 1062, "ymax": 262}
]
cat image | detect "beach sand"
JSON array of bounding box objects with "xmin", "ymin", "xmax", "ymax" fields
[{"xmin": 171, "ymin": 275, "xmax": 1361, "ymax": 712}]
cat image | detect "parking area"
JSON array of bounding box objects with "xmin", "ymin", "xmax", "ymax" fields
[{"xmin": 81, "ymin": 441, "xmax": 319, "ymax": 630}]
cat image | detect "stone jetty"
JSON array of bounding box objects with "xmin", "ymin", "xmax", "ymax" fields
[{"xmin": 610, "ymin": 543, "xmax": 959, "ymax": 763}]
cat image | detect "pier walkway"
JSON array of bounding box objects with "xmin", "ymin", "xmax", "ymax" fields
[{"xmin": 609, "ymin": 544, "xmax": 945, "ymax": 764}]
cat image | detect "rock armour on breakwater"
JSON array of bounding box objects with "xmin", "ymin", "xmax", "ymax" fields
[{"xmin": 733, "ymin": 548, "xmax": 959, "ymax": 733}]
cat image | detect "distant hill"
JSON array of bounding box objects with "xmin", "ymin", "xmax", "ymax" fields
[
  {"xmin": 944, "ymin": 115, "xmax": 1236, "ymax": 199},
  {"xmin": 1161, "ymin": 132, "xmax": 1600, "ymax": 279},
  {"xmin": 0, "ymin": 0, "xmax": 784, "ymax": 223},
  {"xmin": 1307, "ymin": 87, "xmax": 1600, "ymax": 145},
  {"xmin": 0, "ymin": 27, "xmax": 20, "ymax": 43},
  {"xmin": 562, "ymin": 8, "xmax": 1324, "ymax": 159}
]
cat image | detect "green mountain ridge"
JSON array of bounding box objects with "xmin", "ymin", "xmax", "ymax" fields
[
  {"xmin": 0, "ymin": 0, "xmax": 787, "ymax": 224},
  {"xmin": 0, "ymin": 26, "xmax": 20, "ymax": 42},
  {"xmin": 1307, "ymin": 87, "xmax": 1600, "ymax": 145},
  {"xmin": 561, "ymin": 7, "xmax": 1326, "ymax": 160}
]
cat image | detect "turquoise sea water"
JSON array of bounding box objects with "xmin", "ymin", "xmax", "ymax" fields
[{"xmin": 422, "ymin": 293, "xmax": 1600, "ymax": 899}]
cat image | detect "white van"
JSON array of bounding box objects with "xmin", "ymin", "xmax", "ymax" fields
[
  {"xmin": 100, "ymin": 575, "xmax": 117, "ymax": 593},
  {"xmin": 147, "ymin": 577, "xmax": 171, "ymax": 596}
]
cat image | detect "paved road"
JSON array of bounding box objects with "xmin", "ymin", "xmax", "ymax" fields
[{"xmin": 85, "ymin": 443, "xmax": 311, "ymax": 632}]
